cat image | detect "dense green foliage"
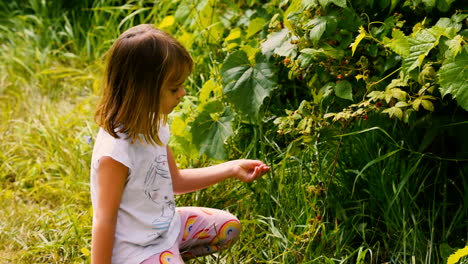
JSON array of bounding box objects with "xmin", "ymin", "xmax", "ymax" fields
[{"xmin": 0, "ymin": 0, "xmax": 467, "ymax": 263}]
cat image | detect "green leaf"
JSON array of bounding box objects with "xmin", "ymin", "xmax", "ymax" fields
[
  {"xmin": 438, "ymin": 47, "xmax": 468, "ymax": 111},
  {"xmin": 261, "ymin": 28, "xmax": 289, "ymax": 57},
  {"xmin": 445, "ymin": 35, "xmax": 463, "ymax": 57},
  {"xmin": 395, "ymin": 101, "xmax": 409, "ymax": 108},
  {"xmin": 402, "ymin": 29, "xmax": 438, "ymax": 74},
  {"xmin": 221, "ymin": 51, "xmax": 277, "ymax": 120},
  {"xmin": 367, "ymin": 91, "xmax": 385, "ymax": 101},
  {"xmin": 274, "ymin": 36, "xmax": 297, "ymax": 57},
  {"xmin": 332, "ymin": 0, "xmax": 347, "ymax": 8},
  {"xmin": 390, "ymin": 88, "xmax": 407, "ymax": 101},
  {"xmin": 225, "ymin": 28, "xmax": 242, "ymax": 42},
  {"xmin": 383, "ymin": 29, "xmax": 409, "ymax": 56},
  {"xmin": 335, "ymin": 81, "xmax": 353, "ymax": 101},
  {"xmin": 351, "ymin": 26, "xmax": 366, "ymax": 56},
  {"xmin": 247, "ymin": 17, "xmax": 266, "ymax": 38},
  {"xmin": 318, "ymin": 0, "xmax": 347, "ymax": 8},
  {"xmin": 412, "ymin": 97, "xmax": 422, "ymax": 111},
  {"xmin": 284, "ymin": 0, "xmax": 303, "ymax": 32},
  {"xmin": 308, "ymin": 17, "xmax": 328, "ymax": 45},
  {"xmin": 421, "ymin": 99, "xmax": 434, "ymax": 111},
  {"xmin": 191, "ymin": 101, "xmax": 234, "ymax": 160},
  {"xmin": 422, "ymin": 0, "xmax": 436, "ymax": 9},
  {"xmin": 382, "ymin": 107, "xmax": 403, "ymax": 119}
]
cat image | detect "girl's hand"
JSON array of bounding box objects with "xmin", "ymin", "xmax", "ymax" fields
[{"xmin": 232, "ymin": 159, "xmax": 270, "ymax": 183}]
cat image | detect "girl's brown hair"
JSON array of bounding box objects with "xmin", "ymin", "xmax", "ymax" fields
[{"xmin": 95, "ymin": 24, "xmax": 193, "ymax": 145}]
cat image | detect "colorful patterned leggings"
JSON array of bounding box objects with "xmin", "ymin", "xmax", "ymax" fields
[{"xmin": 141, "ymin": 207, "xmax": 241, "ymax": 264}]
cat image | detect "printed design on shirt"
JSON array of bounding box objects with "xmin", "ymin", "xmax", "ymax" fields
[
  {"xmin": 182, "ymin": 215, "xmax": 198, "ymax": 241},
  {"xmin": 144, "ymin": 154, "xmax": 175, "ymax": 238},
  {"xmin": 210, "ymin": 219, "xmax": 241, "ymax": 246}
]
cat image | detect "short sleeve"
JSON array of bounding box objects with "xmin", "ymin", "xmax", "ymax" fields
[{"xmin": 91, "ymin": 128, "xmax": 134, "ymax": 172}]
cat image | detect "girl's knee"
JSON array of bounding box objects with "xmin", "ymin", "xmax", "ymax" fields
[{"xmin": 211, "ymin": 214, "xmax": 241, "ymax": 246}]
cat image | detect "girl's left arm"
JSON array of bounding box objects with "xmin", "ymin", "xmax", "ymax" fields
[{"xmin": 167, "ymin": 146, "xmax": 270, "ymax": 194}]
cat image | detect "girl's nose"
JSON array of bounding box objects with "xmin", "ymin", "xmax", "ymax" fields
[{"xmin": 178, "ymin": 87, "xmax": 186, "ymax": 99}]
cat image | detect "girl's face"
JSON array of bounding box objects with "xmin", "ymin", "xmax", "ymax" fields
[{"xmin": 160, "ymin": 81, "xmax": 186, "ymax": 115}]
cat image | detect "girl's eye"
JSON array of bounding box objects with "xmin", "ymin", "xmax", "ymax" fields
[{"xmin": 171, "ymin": 88, "xmax": 178, "ymax": 93}]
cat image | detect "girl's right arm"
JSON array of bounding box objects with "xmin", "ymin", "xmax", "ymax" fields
[{"xmin": 91, "ymin": 156, "xmax": 128, "ymax": 264}]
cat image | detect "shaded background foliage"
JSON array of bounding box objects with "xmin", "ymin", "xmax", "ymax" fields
[{"xmin": 0, "ymin": 0, "xmax": 467, "ymax": 263}]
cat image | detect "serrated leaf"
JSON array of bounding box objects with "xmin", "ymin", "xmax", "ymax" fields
[
  {"xmin": 387, "ymin": 78, "xmax": 408, "ymax": 89},
  {"xmin": 318, "ymin": 0, "xmax": 347, "ymax": 8},
  {"xmin": 191, "ymin": 102, "xmax": 234, "ymax": 160},
  {"xmin": 351, "ymin": 26, "xmax": 366, "ymax": 56},
  {"xmin": 391, "ymin": 88, "xmax": 407, "ymax": 101},
  {"xmin": 439, "ymin": 47, "xmax": 468, "ymax": 111},
  {"xmin": 382, "ymin": 107, "xmax": 403, "ymax": 119},
  {"xmin": 261, "ymin": 28, "xmax": 289, "ymax": 57},
  {"xmin": 308, "ymin": 17, "xmax": 328, "ymax": 45},
  {"xmin": 221, "ymin": 51, "xmax": 277, "ymax": 120},
  {"xmin": 418, "ymin": 63, "xmax": 436, "ymax": 85},
  {"xmin": 274, "ymin": 37, "xmax": 297, "ymax": 57},
  {"xmin": 445, "ymin": 35, "xmax": 463, "ymax": 57},
  {"xmin": 383, "ymin": 29, "xmax": 409, "ymax": 56},
  {"xmin": 247, "ymin": 17, "xmax": 266, "ymax": 38},
  {"xmin": 335, "ymin": 81, "xmax": 353, "ymax": 101},
  {"xmin": 367, "ymin": 91, "xmax": 385, "ymax": 100},
  {"xmin": 385, "ymin": 90, "xmax": 393, "ymax": 103},
  {"xmin": 402, "ymin": 29, "xmax": 439, "ymax": 74}
]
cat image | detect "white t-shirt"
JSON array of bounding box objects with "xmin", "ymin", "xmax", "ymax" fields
[{"xmin": 90, "ymin": 124, "xmax": 180, "ymax": 264}]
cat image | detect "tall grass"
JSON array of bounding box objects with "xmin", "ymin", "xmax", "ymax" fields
[
  {"xmin": 324, "ymin": 114, "xmax": 468, "ymax": 263},
  {"xmin": 1, "ymin": 0, "xmax": 467, "ymax": 263}
]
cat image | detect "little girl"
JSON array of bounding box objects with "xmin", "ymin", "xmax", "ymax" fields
[{"xmin": 90, "ymin": 24, "xmax": 270, "ymax": 264}]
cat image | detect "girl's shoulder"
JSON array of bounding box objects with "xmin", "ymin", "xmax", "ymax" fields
[{"xmin": 91, "ymin": 128, "xmax": 135, "ymax": 171}]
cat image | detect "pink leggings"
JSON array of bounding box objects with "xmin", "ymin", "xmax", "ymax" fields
[{"xmin": 141, "ymin": 207, "xmax": 241, "ymax": 264}]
